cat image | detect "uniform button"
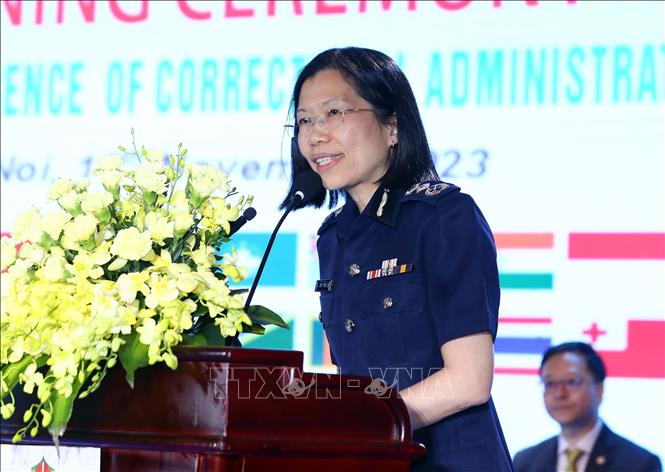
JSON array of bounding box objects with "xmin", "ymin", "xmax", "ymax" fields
[
  {"xmin": 347, "ymin": 263, "xmax": 360, "ymax": 277},
  {"xmin": 344, "ymin": 319, "xmax": 355, "ymax": 333},
  {"xmin": 383, "ymin": 297, "xmax": 393, "ymax": 309},
  {"xmin": 318, "ymin": 312, "xmax": 323, "ymax": 322}
]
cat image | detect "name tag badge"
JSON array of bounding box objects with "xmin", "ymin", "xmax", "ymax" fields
[{"xmin": 315, "ymin": 279, "xmax": 334, "ymax": 293}]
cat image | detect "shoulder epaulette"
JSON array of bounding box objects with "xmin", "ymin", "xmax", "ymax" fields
[
  {"xmin": 402, "ymin": 181, "xmax": 459, "ymax": 204},
  {"xmin": 317, "ymin": 206, "xmax": 344, "ymax": 235}
]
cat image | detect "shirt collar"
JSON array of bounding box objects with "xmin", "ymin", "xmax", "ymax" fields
[
  {"xmin": 558, "ymin": 419, "xmax": 604, "ymax": 455},
  {"xmin": 331, "ymin": 186, "xmax": 400, "ymax": 242},
  {"xmin": 320, "ymin": 181, "xmax": 452, "ymax": 237},
  {"xmin": 362, "ymin": 185, "xmax": 411, "ymax": 228}
]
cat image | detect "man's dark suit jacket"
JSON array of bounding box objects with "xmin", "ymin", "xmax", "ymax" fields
[{"xmin": 513, "ymin": 424, "xmax": 662, "ymax": 472}]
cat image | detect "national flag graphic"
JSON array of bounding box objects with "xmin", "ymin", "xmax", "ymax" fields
[
  {"xmin": 494, "ymin": 232, "xmax": 665, "ymax": 379},
  {"xmin": 310, "ymin": 232, "xmax": 664, "ymax": 380}
]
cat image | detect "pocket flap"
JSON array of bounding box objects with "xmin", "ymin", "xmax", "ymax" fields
[{"xmin": 361, "ymin": 280, "xmax": 424, "ymax": 315}]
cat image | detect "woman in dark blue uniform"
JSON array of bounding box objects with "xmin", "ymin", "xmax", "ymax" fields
[{"xmin": 280, "ymin": 47, "xmax": 514, "ymax": 471}]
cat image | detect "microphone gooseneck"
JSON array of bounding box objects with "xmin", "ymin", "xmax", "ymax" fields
[{"xmin": 243, "ymin": 171, "xmax": 323, "ymax": 311}]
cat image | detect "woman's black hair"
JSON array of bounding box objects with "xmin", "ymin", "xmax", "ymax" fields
[
  {"xmin": 540, "ymin": 342, "xmax": 607, "ymax": 383},
  {"xmin": 279, "ymin": 47, "xmax": 439, "ymax": 210}
]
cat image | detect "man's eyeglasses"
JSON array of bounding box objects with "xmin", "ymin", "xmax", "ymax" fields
[
  {"xmin": 541, "ymin": 377, "xmax": 587, "ymax": 394},
  {"xmin": 284, "ymin": 108, "xmax": 374, "ymax": 138}
]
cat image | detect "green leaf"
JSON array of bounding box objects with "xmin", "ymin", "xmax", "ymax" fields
[
  {"xmin": 143, "ymin": 191, "xmax": 157, "ymax": 206},
  {"xmin": 118, "ymin": 332, "xmax": 149, "ymax": 389},
  {"xmin": 201, "ymin": 322, "xmax": 227, "ymax": 347},
  {"xmin": 245, "ymin": 305, "xmax": 289, "ymax": 329},
  {"xmin": 180, "ymin": 333, "xmax": 208, "ymax": 346},
  {"xmin": 48, "ymin": 376, "xmax": 83, "ymax": 450},
  {"xmin": 244, "ymin": 323, "xmax": 266, "ymax": 335}
]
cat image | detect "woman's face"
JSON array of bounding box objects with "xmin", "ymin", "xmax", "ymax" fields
[{"xmin": 296, "ymin": 69, "xmax": 395, "ymax": 207}]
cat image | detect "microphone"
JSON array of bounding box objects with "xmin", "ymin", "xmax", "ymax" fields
[
  {"xmin": 289, "ymin": 170, "xmax": 323, "ymax": 208},
  {"xmin": 228, "ymin": 207, "xmax": 257, "ymax": 237},
  {"xmin": 243, "ymin": 171, "xmax": 323, "ymax": 311}
]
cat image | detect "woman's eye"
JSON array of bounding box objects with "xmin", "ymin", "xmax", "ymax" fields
[
  {"xmin": 297, "ymin": 117, "xmax": 311, "ymax": 126},
  {"xmin": 328, "ymin": 108, "xmax": 341, "ymax": 117}
]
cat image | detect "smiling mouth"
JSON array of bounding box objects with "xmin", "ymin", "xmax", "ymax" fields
[{"xmin": 314, "ymin": 154, "xmax": 342, "ymax": 167}]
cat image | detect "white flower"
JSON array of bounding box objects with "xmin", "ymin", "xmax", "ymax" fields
[
  {"xmin": 58, "ymin": 190, "xmax": 82, "ymax": 214},
  {"xmin": 17, "ymin": 242, "xmax": 45, "ymax": 265},
  {"xmin": 133, "ymin": 163, "xmax": 167, "ymax": 194},
  {"xmin": 97, "ymin": 170, "xmax": 125, "ymax": 189},
  {"xmin": 41, "ymin": 209, "xmax": 72, "ymax": 241},
  {"xmin": 169, "ymin": 190, "xmax": 190, "ymax": 212},
  {"xmin": 187, "ymin": 164, "xmax": 230, "ymax": 199},
  {"xmin": 74, "ymin": 179, "xmax": 89, "ymax": 191},
  {"xmin": 110, "ymin": 227, "xmax": 152, "ymax": 261},
  {"xmin": 144, "ymin": 148, "xmax": 165, "ymax": 163},
  {"xmin": 36, "ymin": 251, "xmax": 67, "ymax": 281},
  {"xmin": 11, "ymin": 208, "xmax": 43, "ymax": 242},
  {"xmin": 62, "ymin": 214, "xmax": 98, "ymax": 242},
  {"xmin": 47, "ymin": 178, "xmax": 75, "ymax": 201},
  {"xmin": 81, "ymin": 192, "xmax": 114, "ymax": 215},
  {"xmin": 172, "ymin": 211, "xmax": 193, "ymax": 235},
  {"xmin": 94, "ymin": 156, "xmax": 124, "ymax": 171}
]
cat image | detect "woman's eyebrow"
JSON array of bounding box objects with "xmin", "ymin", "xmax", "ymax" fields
[{"xmin": 297, "ymin": 97, "xmax": 347, "ymax": 113}]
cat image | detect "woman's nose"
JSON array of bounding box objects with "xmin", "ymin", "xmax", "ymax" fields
[{"xmin": 308, "ymin": 126, "xmax": 329, "ymax": 145}]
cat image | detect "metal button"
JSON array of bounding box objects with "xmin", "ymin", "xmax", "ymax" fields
[
  {"xmin": 344, "ymin": 319, "xmax": 355, "ymax": 333},
  {"xmin": 347, "ymin": 263, "xmax": 361, "ymax": 277},
  {"xmin": 318, "ymin": 312, "xmax": 323, "ymax": 322},
  {"xmin": 383, "ymin": 297, "xmax": 393, "ymax": 309}
]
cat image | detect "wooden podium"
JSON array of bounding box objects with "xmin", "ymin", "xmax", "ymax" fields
[{"xmin": 1, "ymin": 347, "xmax": 426, "ymax": 471}]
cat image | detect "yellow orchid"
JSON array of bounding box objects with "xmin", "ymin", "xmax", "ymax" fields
[
  {"xmin": 116, "ymin": 272, "xmax": 150, "ymax": 303},
  {"xmin": 219, "ymin": 248, "xmax": 248, "ymax": 283},
  {"xmin": 144, "ymin": 274, "xmax": 179, "ymax": 309},
  {"xmin": 145, "ymin": 211, "xmax": 174, "ymax": 245},
  {"xmin": 1, "ymin": 133, "xmax": 286, "ymax": 448}
]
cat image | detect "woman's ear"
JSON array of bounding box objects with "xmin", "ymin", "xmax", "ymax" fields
[{"xmin": 387, "ymin": 114, "xmax": 398, "ymax": 146}]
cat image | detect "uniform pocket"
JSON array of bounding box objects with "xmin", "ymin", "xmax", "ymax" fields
[
  {"xmin": 360, "ymin": 279, "xmax": 438, "ymax": 371},
  {"xmin": 357, "ymin": 280, "xmax": 425, "ymax": 369}
]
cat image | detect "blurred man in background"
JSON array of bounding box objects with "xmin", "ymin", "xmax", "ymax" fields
[{"xmin": 513, "ymin": 342, "xmax": 661, "ymax": 472}]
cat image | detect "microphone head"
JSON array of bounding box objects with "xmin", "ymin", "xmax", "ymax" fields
[
  {"xmin": 291, "ymin": 171, "xmax": 324, "ymax": 207},
  {"xmin": 243, "ymin": 207, "xmax": 257, "ymax": 221}
]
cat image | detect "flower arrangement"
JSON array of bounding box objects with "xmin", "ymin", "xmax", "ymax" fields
[{"xmin": 0, "ymin": 129, "xmax": 286, "ymax": 446}]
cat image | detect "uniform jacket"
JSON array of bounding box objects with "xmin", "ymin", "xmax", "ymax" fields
[
  {"xmin": 513, "ymin": 424, "xmax": 662, "ymax": 472},
  {"xmin": 316, "ymin": 181, "xmax": 514, "ymax": 471}
]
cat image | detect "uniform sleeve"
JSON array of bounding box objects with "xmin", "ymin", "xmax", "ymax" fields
[{"xmin": 420, "ymin": 193, "xmax": 500, "ymax": 348}]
